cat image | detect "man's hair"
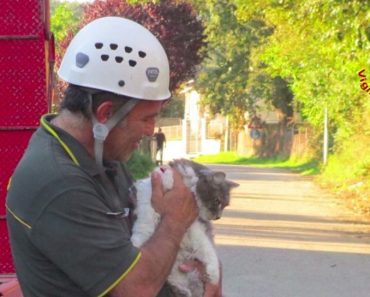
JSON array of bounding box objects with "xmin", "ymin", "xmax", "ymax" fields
[{"xmin": 60, "ymin": 84, "xmax": 132, "ymax": 118}]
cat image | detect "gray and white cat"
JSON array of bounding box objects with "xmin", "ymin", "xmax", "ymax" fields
[{"xmin": 131, "ymin": 159, "xmax": 238, "ymax": 297}]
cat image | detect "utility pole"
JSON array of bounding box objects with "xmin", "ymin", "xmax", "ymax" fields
[
  {"xmin": 224, "ymin": 115, "xmax": 229, "ymax": 151},
  {"xmin": 323, "ymin": 106, "xmax": 328, "ymax": 164}
]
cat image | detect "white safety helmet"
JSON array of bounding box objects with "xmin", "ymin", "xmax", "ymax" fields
[{"xmin": 58, "ymin": 16, "xmax": 171, "ymax": 100}]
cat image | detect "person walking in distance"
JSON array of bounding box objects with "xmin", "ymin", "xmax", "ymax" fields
[
  {"xmin": 6, "ymin": 17, "xmax": 222, "ymax": 297},
  {"xmin": 155, "ymin": 127, "xmax": 166, "ymax": 165}
]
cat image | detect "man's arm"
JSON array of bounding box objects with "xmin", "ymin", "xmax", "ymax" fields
[{"xmin": 110, "ymin": 170, "xmax": 198, "ymax": 297}]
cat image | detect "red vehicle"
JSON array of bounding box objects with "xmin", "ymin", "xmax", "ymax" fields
[{"xmin": 0, "ymin": 0, "xmax": 54, "ymax": 294}]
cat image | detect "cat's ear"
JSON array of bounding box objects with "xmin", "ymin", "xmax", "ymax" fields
[
  {"xmin": 199, "ymin": 169, "xmax": 225, "ymax": 183},
  {"xmin": 227, "ymin": 180, "xmax": 239, "ymax": 188},
  {"xmin": 199, "ymin": 169, "xmax": 212, "ymax": 176},
  {"xmin": 212, "ymin": 172, "xmax": 226, "ymax": 184}
]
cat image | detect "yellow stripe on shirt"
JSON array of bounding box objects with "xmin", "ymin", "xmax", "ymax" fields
[
  {"xmin": 6, "ymin": 204, "xmax": 32, "ymax": 229},
  {"xmin": 97, "ymin": 252, "xmax": 142, "ymax": 297}
]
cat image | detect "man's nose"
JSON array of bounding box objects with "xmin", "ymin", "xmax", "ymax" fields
[{"xmin": 145, "ymin": 122, "xmax": 155, "ymax": 136}]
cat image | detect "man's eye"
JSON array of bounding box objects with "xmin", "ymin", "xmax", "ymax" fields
[{"xmin": 145, "ymin": 116, "xmax": 157, "ymax": 123}]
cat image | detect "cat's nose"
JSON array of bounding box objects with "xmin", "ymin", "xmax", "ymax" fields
[
  {"xmin": 220, "ymin": 201, "xmax": 229, "ymax": 209},
  {"xmin": 214, "ymin": 215, "xmax": 221, "ymax": 220}
]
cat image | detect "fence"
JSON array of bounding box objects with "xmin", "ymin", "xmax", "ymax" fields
[
  {"xmin": 150, "ymin": 118, "xmax": 313, "ymax": 161},
  {"xmin": 237, "ymin": 122, "xmax": 313, "ymax": 158}
]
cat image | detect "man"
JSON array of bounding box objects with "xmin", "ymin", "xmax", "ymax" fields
[
  {"xmin": 6, "ymin": 17, "xmax": 221, "ymax": 297},
  {"xmin": 154, "ymin": 127, "xmax": 166, "ymax": 165}
]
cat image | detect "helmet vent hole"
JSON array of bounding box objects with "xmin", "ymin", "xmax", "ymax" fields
[
  {"xmin": 118, "ymin": 80, "xmax": 125, "ymax": 87},
  {"xmin": 129, "ymin": 60, "xmax": 137, "ymax": 67},
  {"xmin": 110, "ymin": 43, "xmax": 118, "ymax": 50},
  {"xmin": 101, "ymin": 55, "xmax": 109, "ymax": 61},
  {"xmin": 125, "ymin": 46, "xmax": 133, "ymax": 53},
  {"xmin": 75, "ymin": 52, "xmax": 89, "ymax": 68},
  {"xmin": 138, "ymin": 51, "xmax": 146, "ymax": 58},
  {"xmin": 115, "ymin": 56, "xmax": 123, "ymax": 63},
  {"xmin": 95, "ymin": 42, "xmax": 103, "ymax": 49}
]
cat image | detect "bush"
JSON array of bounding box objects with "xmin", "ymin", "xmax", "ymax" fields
[{"xmin": 127, "ymin": 151, "xmax": 156, "ymax": 180}]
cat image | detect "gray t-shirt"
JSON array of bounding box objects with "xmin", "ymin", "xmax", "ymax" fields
[{"xmin": 6, "ymin": 114, "xmax": 172, "ymax": 297}]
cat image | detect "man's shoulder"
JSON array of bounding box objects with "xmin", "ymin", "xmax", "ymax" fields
[{"xmin": 7, "ymin": 130, "xmax": 96, "ymax": 222}]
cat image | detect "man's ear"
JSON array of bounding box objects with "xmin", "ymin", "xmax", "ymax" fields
[{"xmin": 95, "ymin": 101, "xmax": 114, "ymax": 123}]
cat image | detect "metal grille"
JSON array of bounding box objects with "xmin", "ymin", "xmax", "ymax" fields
[
  {"xmin": 0, "ymin": 221, "xmax": 14, "ymax": 273},
  {"xmin": 0, "ymin": 0, "xmax": 43, "ymax": 36},
  {"xmin": 0, "ymin": 131, "xmax": 35, "ymax": 215},
  {"xmin": 0, "ymin": 131, "xmax": 35, "ymax": 274},
  {"xmin": 0, "ymin": 0, "xmax": 49, "ymax": 273},
  {"xmin": 0, "ymin": 39, "xmax": 48, "ymax": 126},
  {"xmin": 0, "ymin": 0, "xmax": 47, "ymax": 126}
]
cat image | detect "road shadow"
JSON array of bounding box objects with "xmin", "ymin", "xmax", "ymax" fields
[
  {"xmin": 216, "ymin": 244, "xmax": 370, "ymax": 297},
  {"xmin": 221, "ymin": 209, "xmax": 370, "ymax": 226},
  {"xmin": 208, "ymin": 164, "xmax": 370, "ymax": 297}
]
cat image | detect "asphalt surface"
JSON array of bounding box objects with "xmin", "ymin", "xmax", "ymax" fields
[{"xmin": 208, "ymin": 164, "xmax": 370, "ymax": 297}]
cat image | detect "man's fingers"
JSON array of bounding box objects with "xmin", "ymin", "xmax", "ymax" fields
[
  {"xmin": 204, "ymin": 282, "xmax": 222, "ymax": 297},
  {"xmin": 170, "ymin": 168, "xmax": 183, "ymax": 187},
  {"xmin": 151, "ymin": 171, "xmax": 163, "ymax": 197}
]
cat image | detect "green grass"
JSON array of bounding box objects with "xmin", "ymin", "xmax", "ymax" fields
[
  {"xmin": 193, "ymin": 152, "xmax": 320, "ymax": 176},
  {"xmin": 126, "ymin": 151, "xmax": 321, "ymax": 180}
]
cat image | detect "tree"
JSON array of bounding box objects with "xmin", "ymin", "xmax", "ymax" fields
[
  {"xmin": 236, "ymin": 0, "xmax": 369, "ymax": 131},
  {"xmin": 187, "ymin": 0, "xmax": 370, "ymax": 175},
  {"xmin": 51, "ymin": 0, "xmax": 86, "ymax": 105},
  {"xmin": 191, "ymin": 0, "xmax": 274, "ymax": 129},
  {"xmin": 55, "ymin": 0, "xmax": 206, "ymax": 101},
  {"xmin": 234, "ymin": 0, "xmax": 370, "ymax": 192},
  {"xmin": 51, "ymin": 1, "xmax": 83, "ymax": 44}
]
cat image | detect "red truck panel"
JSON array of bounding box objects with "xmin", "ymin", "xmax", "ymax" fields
[{"xmin": 0, "ymin": 0, "xmax": 52, "ymax": 273}]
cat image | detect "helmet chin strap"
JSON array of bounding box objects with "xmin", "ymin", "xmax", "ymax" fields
[{"xmin": 88, "ymin": 94, "xmax": 138, "ymax": 169}]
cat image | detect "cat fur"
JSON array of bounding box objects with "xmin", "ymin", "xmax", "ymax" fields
[{"xmin": 131, "ymin": 159, "xmax": 238, "ymax": 297}]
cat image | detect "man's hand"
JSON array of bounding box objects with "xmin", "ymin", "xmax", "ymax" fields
[
  {"xmin": 110, "ymin": 171, "xmax": 198, "ymax": 297},
  {"xmin": 179, "ymin": 260, "xmax": 222, "ymax": 297},
  {"xmin": 151, "ymin": 169, "xmax": 198, "ymax": 229}
]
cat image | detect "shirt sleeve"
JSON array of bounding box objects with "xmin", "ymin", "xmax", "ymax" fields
[{"xmin": 30, "ymin": 177, "xmax": 141, "ymax": 297}]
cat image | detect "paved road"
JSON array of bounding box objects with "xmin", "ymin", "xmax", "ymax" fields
[{"xmin": 208, "ymin": 164, "xmax": 370, "ymax": 297}]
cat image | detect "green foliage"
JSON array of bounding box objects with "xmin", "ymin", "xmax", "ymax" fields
[
  {"xmin": 238, "ymin": 0, "xmax": 369, "ymax": 131},
  {"xmin": 192, "ymin": 0, "xmax": 298, "ymax": 129},
  {"xmin": 192, "ymin": 0, "xmax": 268, "ymax": 128},
  {"xmin": 321, "ymin": 109, "xmax": 370, "ymax": 187},
  {"xmin": 193, "ymin": 151, "xmax": 247, "ymax": 164},
  {"xmin": 270, "ymin": 76, "xmax": 294, "ymax": 120},
  {"xmin": 319, "ymin": 134, "xmax": 370, "ymax": 215},
  {"xmin": 51, "ymin": 1, "xmax": 82, "ymax": 44},
  {"xmin": 160, "ymin": 94, "xmax": 185, "ymax": 118},
  {"xmin": 193, "ymin": 152, "xmax": 320, "ymax": 175},
  {"xmin": 127, "ymin": 151, "xmax": 156, "ymax": 179},
  {"xmin": 193, "ymin": 0, "xmax": 369, "ymax": 136},
  {"xmin": 126, "ymin": 0, "xmax": 160, "ymax": 3},
  {"xmin": 193, "ymin": 0, "xmax": 370, "ymax": 215},
  {"xmin": 251, "ymin": 0, "xmax": 370, "ymax": 198}
]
